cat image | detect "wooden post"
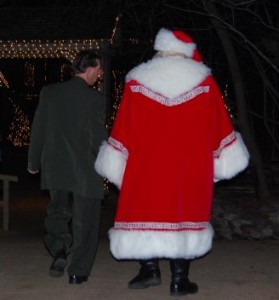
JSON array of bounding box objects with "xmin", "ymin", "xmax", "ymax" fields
[{"xmin": 0, "ymin": 174, "xmax": 18, "ymax": 231}]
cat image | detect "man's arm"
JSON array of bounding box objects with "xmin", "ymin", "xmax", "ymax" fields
[{"xmin": 27, "ymin": 88, "xmax": 47, "ymax": 174}]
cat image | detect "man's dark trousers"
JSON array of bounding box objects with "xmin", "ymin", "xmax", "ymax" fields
[{"xmin": 44, "ymin": 190, "xmax": 101, "ymax": 276}]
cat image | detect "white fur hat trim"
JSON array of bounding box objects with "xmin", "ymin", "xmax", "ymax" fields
[{"xmin": 154, "ymin": 28, "xmax": 196, "ymax": 57}]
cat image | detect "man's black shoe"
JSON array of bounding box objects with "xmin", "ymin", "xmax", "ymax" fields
[
  {"xmin": 49, "ymin": 249, "xmax": 67, "ymax": 277},
  {"xmin": 69, "ymin": 275, "xmax": 88, "ymax": 284}
]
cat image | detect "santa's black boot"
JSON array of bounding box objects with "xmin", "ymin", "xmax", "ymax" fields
[
  {"xmin": 170, "ymin": 259, "xmax": 198, "ymax": 296},
  {"xmin": 128, "ymin": 260, "xmax": 161, "ymax": 289}
]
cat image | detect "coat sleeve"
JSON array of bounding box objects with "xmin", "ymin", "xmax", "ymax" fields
[
  {"xmin": 94, "ymin": 83, "xmax": 131, "ymax": 189},
  {"xmin": 209, "ymin": 78, "xmax": 250, "ymax": 181},
  {"xmin": 91, "ymin": 92, "xmax": 108, "ymax": 155},
  {"xmin": 27, "ymin": 88, "xmax": 47, "ymax": 172}
]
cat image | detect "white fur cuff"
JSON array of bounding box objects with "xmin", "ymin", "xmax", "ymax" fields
[
  {"xmin": 94, "ymin": 141, "xmax": 127, "ymax": 189},
  {"xmin": 214, "ymin": 132, "xmax": 250, "ymax": 180}
]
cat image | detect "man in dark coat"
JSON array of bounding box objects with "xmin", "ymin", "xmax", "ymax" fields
[{"xmin": 28, "ymin": 50, "xmax": 107, "ymax": 284}]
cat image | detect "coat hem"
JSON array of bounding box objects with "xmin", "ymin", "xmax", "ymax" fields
[{"xmin": 108, "ymin": 224, "xmax": 214, "ymax": 260}]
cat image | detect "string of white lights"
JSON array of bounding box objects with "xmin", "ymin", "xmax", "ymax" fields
[{"xmin": 0, "ymin": 39, "xmax": 104, "ymax": 60}]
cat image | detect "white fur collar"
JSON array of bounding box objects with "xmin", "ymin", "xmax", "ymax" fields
[{"xmin": 126, "ymin": 56, "xmax": 211, "ymax": 99}]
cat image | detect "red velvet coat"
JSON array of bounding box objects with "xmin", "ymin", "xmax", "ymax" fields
[{"xmin": 95, "ymin": 56, "xmax": 249, "ymax": 260}]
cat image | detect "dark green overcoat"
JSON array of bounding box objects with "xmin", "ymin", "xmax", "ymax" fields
[{"xmin": 28, "ymin": 76, "xmax": 107, "ymax": 198}]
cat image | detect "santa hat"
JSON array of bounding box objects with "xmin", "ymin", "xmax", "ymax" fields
[{"xmin": 154, "ymin": 28, "xmax": 200, "ymax": 60}]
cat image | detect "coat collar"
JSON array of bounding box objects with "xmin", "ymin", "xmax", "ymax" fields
[
  {"xmin": 72, "ymin": 75, "xmax": 88, "ymax": 86},
  {"xmin": 126, "ymin": 56, "xmax": 211, "ymax": 99}
]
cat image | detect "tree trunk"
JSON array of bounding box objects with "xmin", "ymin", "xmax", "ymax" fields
[{"xmin": 202, "ymin": 0, "xmax": 270, "ymax": 201}]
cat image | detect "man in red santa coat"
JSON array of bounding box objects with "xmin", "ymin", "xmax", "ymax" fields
[{"xmin": 95, "ymin": 28, "xmax": 250, "ymax": 297}]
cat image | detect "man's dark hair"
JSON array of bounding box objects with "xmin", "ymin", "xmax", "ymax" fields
[{"xmin": 72, "ymin": 50, "xmax": 101, "ymax": 74}]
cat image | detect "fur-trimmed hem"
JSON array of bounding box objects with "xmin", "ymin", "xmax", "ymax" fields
[
  {"xmin": 108, "ymin": 224, "xmax": 214, "ymax": 260},
  {"xmin": 214, "ymin": 132, "xmax": 250, "ymax": 180},
  {"xmin": 94, "ymin": 141, "xmax": 127, "ymax": 189}
]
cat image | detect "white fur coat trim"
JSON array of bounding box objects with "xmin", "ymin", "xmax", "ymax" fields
[
  {"xmin": 214, "ymin": 132, "xmax": 250, "ymax": 180},
  {"xmin": 109, "ymin": 224, "xmax": 214, "ymax": 260},
  {"xmin": 126, "ymin": 56, "xmax": 211, "ymax": 99},
  {"xmin": 94, "ymin": 141, "xmax": 127, "ymax": 189}
]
